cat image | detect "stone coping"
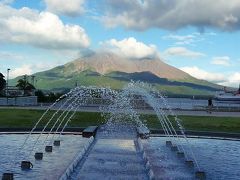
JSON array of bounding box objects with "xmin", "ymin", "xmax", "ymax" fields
[{"xmin": 0, "ymin": 128, "xmax": 239, "ymax": 140}]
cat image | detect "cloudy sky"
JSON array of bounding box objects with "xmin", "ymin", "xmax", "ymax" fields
[{"xmin": 0, "ymin": 0, "xmax": 240, "ymax": 87}]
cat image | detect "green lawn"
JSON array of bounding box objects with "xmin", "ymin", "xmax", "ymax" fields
[
  {"xmin": 0, "ymin": 108, "xmax": 239, "ymax": 133},
  {"xmin": 0, "ymin": 109, "xmax": 103, "ymax": 128},
  {"xmin": 142, "ymin": 114, "xmax": 240, "ymax": 133}
]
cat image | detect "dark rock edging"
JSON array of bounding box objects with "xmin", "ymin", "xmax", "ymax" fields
[
  {"xmin": 0, "ymin": 127, "xmax": 239, "ymax": 139},
  {"xmin": 150, "ymin": 129, "xmax": 240, "ymax": 140}
]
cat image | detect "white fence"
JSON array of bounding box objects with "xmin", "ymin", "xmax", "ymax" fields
[
  {"xmin": 52, "ymin": 97, "xmax": 240, "ymax": 111},
  {"xmin": 167, "ymin": 98, "xmax": 240, "ymax": 111},
  {"xmin": 0, "ymin": 96, "xmax": 38, "ymax": 106},
  {"xmin": 1, "ymin": 95, "xmax": 239, "ymax": 110}
]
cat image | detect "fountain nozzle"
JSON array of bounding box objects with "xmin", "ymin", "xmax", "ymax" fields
[
  {"xmin": 2, "ymin": 173, "xmax": 14, "ymax": 180},
  {"xmin": 21, "ymin": 161, "xmax": 33, "ymax": 170},
  {"xmin": 34, "ymin": 152, "xmax": 43, "ymax": 160},
  {"xmin": 54, "ymin": 140, "xmax": 60, "ymax": 146},
  {"xmin": 195, "ymin": 171, "xmax": 206, "ymax": 179},
  {"xmin": 45, "ymin": 146, "xmax": 53, "ymax": 152}
]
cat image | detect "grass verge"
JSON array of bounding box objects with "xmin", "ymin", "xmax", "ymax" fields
[{"xmin": 0, "ymin": 108, "xmax": 239, "ymax": 133}]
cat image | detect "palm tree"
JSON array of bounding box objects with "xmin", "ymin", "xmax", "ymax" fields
[{"xmin": 16, "ymin": 78, "xmax": 35, "ymax": 95}]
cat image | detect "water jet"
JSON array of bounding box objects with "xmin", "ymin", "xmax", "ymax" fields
[{"xmin": 1, "ymin": 83, "xmax": 213, "ymax": 179}]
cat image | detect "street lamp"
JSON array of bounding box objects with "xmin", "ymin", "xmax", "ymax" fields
[
  {"xmin": 6, "ymin": 68, "xmax": 10, "ymax": 94},
  {"xmin": 6, "ymin": 68, "xmax": 10, "ymax": 104}
]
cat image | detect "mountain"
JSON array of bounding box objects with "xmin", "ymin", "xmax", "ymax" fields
[
  {"xmin": 65, "ymin": 51, "xmax": 190, "ymax": 80},
  {"xmin": 11, "ymin": 51, "xmax": 221, "ymax": 95}
]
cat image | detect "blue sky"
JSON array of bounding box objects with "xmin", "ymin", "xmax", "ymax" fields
[{"xmin": 0, "ymin": 0, "xmax": 240, "ymax": 87}]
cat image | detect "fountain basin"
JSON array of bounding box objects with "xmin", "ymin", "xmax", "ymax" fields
[
  {"xmin": 0, "ymin": 134, "xmax": 239, "ymax": 180},
  {"xmin": 0, "ymin": 134, "xmax": 90, "ymax": 180}
]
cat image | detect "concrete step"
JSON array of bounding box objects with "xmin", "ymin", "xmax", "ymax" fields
[
  {"xmin": 74, "ymin": 138, "xmax": 148, "ymax": 179},
  {"xmin": 77, "ymin": 172, "xmax": 148, "ymax": 180},
  {"xmin": 90, "ymin": 148, "xmax": 138, "ymax": 155},
  {"xmin": 87, "ymin": 153, "xmax": 143, "ymax": 163},
  {"xmin": 81, "ymin": 160, "xmax": 147, "ymax": 174}
]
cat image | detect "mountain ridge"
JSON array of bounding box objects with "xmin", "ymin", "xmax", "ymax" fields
[
  {"xmin": 64, "ymin": 51, "xmax": 191, "ymax": 80},
  {"xmin": 10, "ymin": 51, "xmax": 222, "ymax": 95}
]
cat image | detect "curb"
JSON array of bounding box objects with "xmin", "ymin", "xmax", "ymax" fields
[
  {"xmin": 136, "ymin": 138, "xmax": 155, "ymax": 180},
  {"xmin": 59, "ymin": 136, "xmax": 94, "ymax": 180}
]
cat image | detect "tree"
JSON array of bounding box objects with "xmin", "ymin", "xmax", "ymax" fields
[
  {"xmin": 16, "ymin": 78, "xmax": 35, "ymax": 95},
  {"xmin": 0, "ymin": 73, "xmax": 6, "ymax": 96},
  {"xmin": 48, "ymin": 92, "xmax": 56, "ymax": 102},
  {"xmin": 35, "ymin": 90, "xmax": 45, "ymax": 102}
]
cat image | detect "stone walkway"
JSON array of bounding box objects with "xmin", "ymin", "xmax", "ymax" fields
[{"xmin": 73, "ymin": 138, "xmax": 149, "ymax": 180}]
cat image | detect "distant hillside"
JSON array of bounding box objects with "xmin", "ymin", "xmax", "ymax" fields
[{"xmin": 10, "ymin": 51, "xmax": 222, "ymax": 95}]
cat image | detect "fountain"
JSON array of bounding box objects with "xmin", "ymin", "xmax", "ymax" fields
[{"xmin": 2, "ymin": 81, "xmax": 208, "ymax": 179}]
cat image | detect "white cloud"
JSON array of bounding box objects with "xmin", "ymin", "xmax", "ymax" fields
[
  {"xmin": 164, "ymin": 47, "xmax": 205, "ymax": 58},
  {"xmin": 180, "ymin": 66, "xmax": 227, "ymax": 83},
  {"xmin": 163, "ymin": 34, "xmax": 196, "ymax": 45},
  {"xmin": 10, "ymin": 65, "xmax": 32, "ymax": 78},
  {"xmin": 211, "ymin": 56, "xmax": 231, "ymax": 66},
  {"xmin": 0, "ymin": 51, "xmax": 24, "ymax": 60},
  {"xmin": 101, "ymin": 37, "xmax": 158, "ymax": 59},
  {"xmin": 223, "ymin": 72, "xmax": 240, "ymax": 87},
  {"xmin": 0, "ymin": 4, "xmax": 90, "ymax": 49},
  {"xmin": 162, "ymin": 32, "xmax": 211, "ymax": 46},
  {"xmin": 9, "ymin": 61, "xmax": 63, "ymax": 78},
  {"xmin": 180, "ymin": 66, "xmax": 240, "ymax": 87},
  {"xmin": 44, "ymin": 0, "xmax": 85, "ymax": 17},
  {"xmin": 36, "ymin": 61, "xmax": 64, "ymax": 71},
  {"xmin": 102, "ymin": 0, "xmax": 240, "ymax": 31},
  {"xmin": 0, "ymin": 0, "xmax": 14, "ymax": 5}
]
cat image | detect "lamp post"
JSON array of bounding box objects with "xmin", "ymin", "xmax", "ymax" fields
[{"xmin": 6, "ymin": 68, "xmax": 10, "ymax": 105}]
